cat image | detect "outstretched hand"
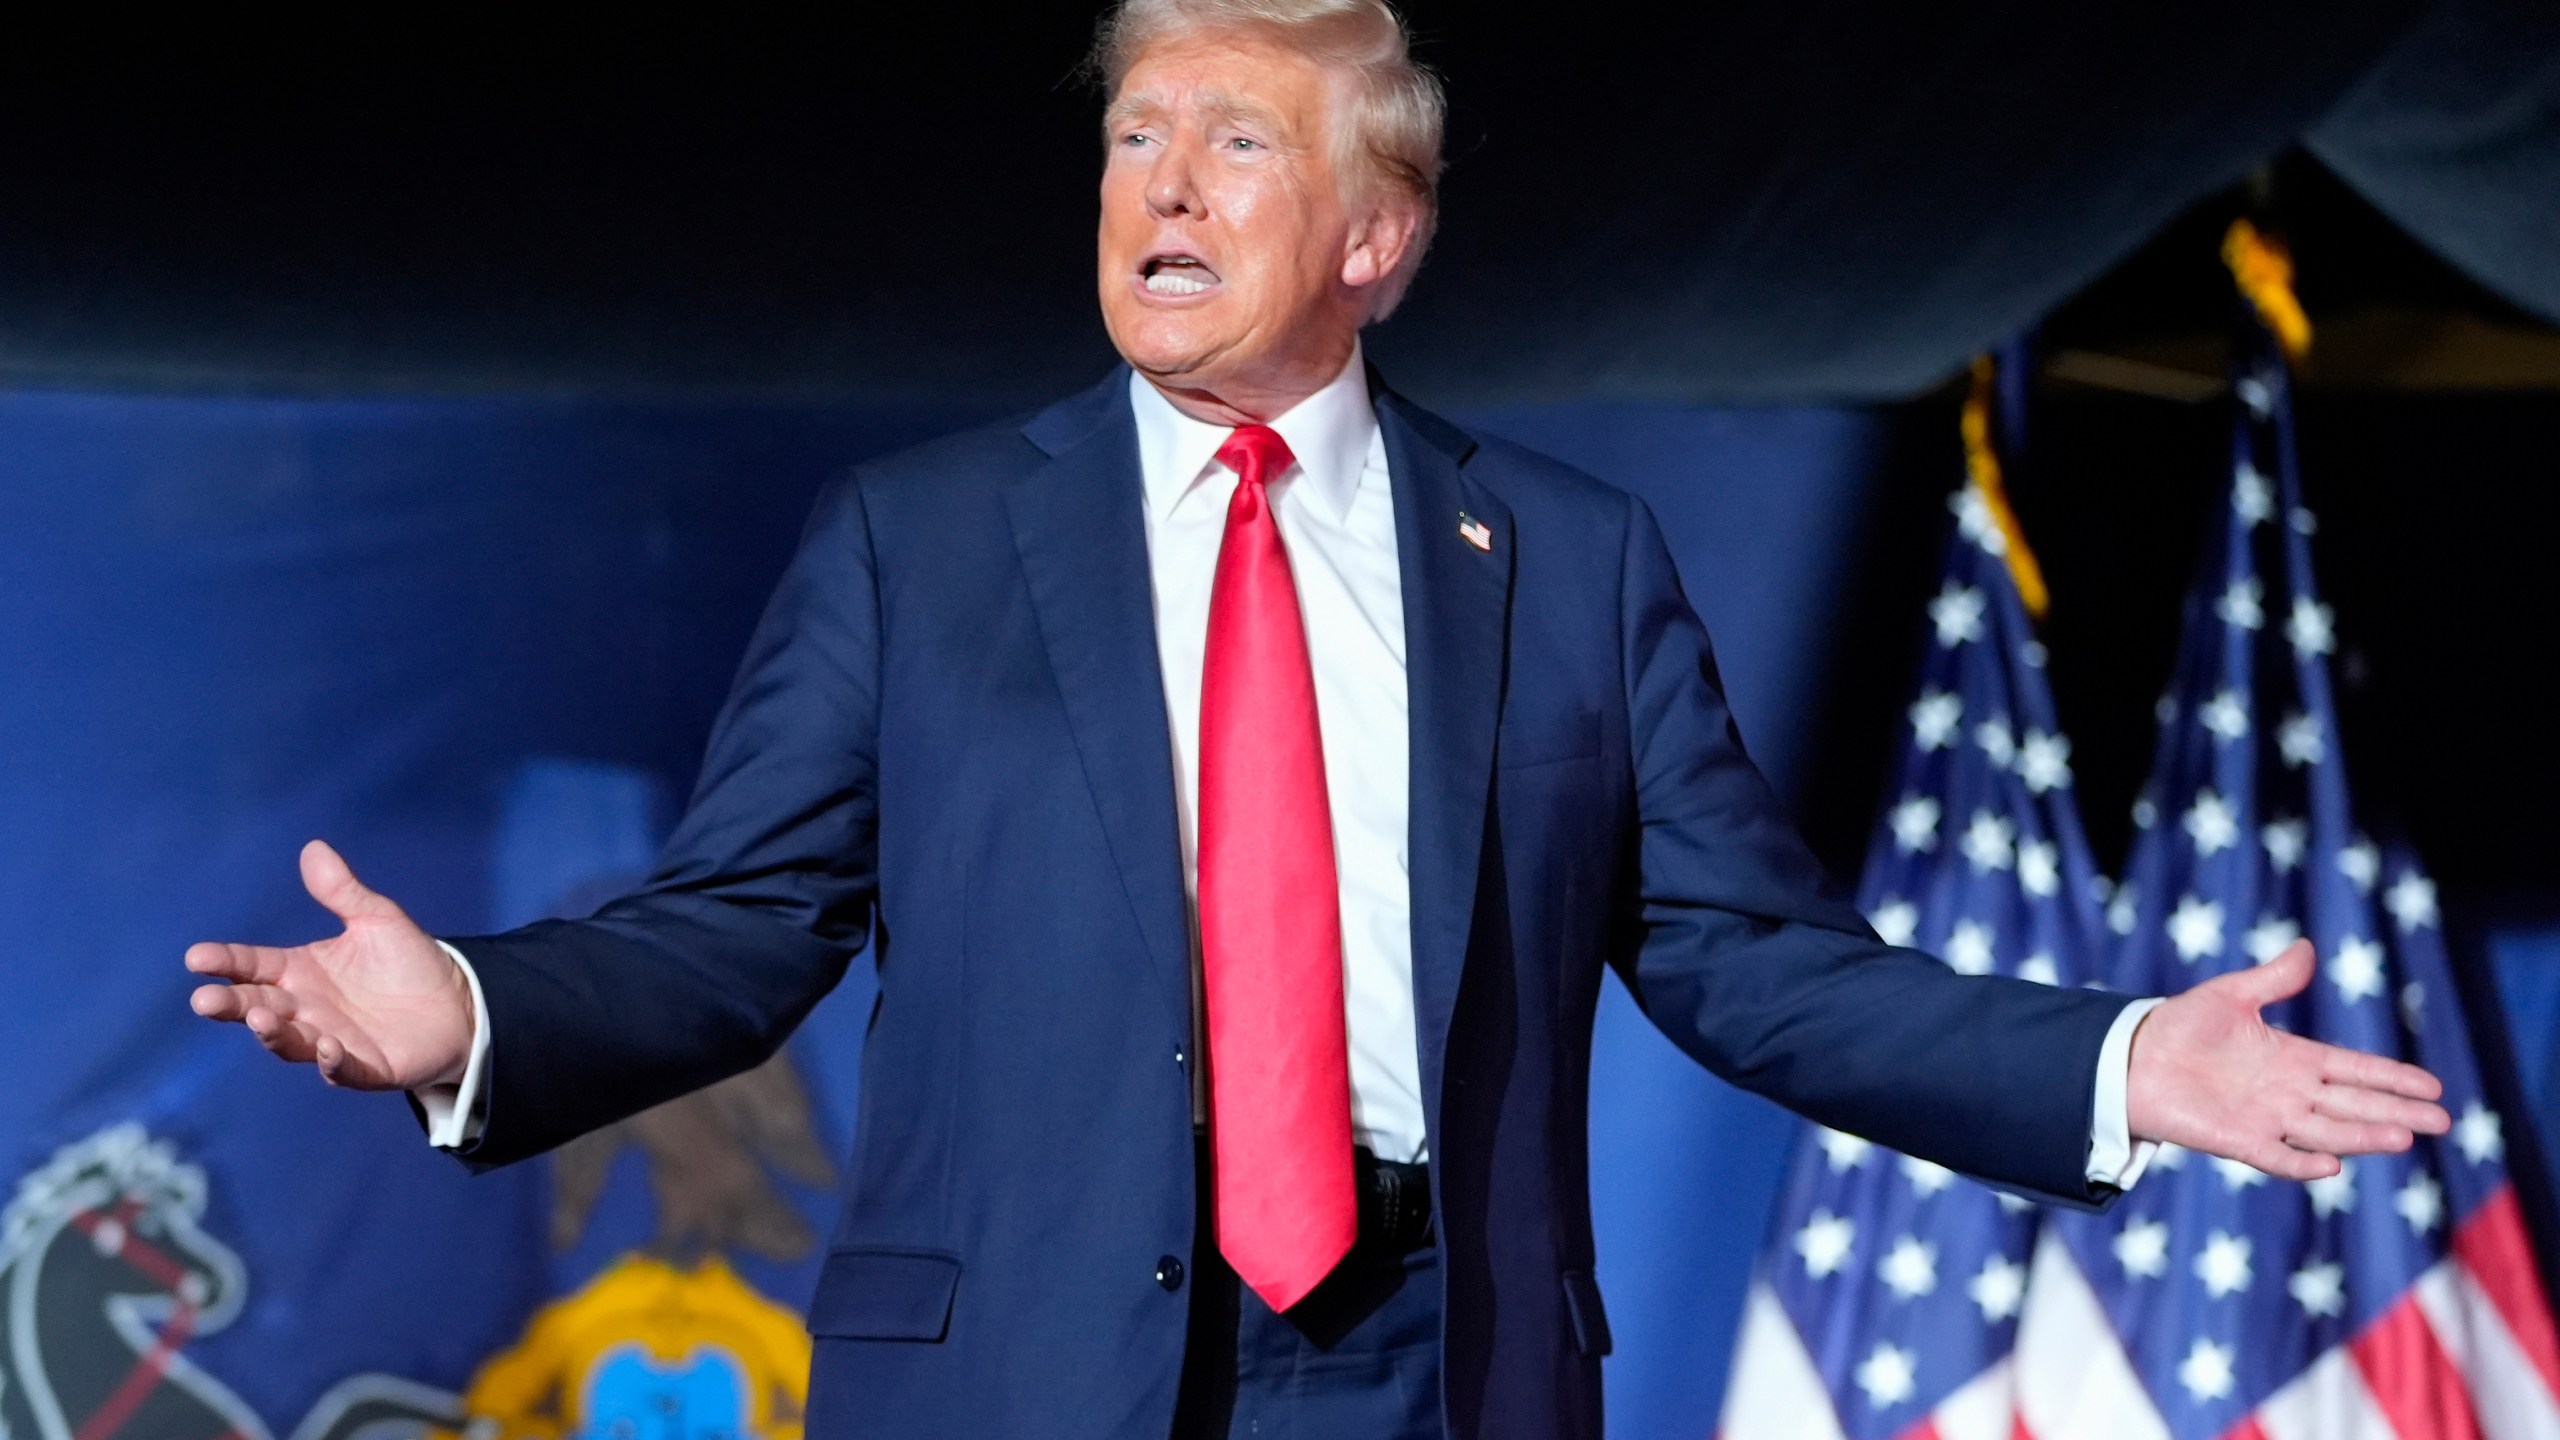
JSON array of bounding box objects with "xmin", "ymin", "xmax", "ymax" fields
[
  {"xmin": 185, "ymin": 840, "xmax": 475, "ymax": 1092},
  {"xmin": 2127, "ymin": 938, "xmax": 2449, "ymax": 1181}
]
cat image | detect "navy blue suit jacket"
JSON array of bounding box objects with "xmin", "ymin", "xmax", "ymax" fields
[{"xmin": 447, "ymin": 371, "xmax": 2131, "ymax": 1439}]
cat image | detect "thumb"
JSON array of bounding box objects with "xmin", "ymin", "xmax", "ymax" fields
[
  {"xmin": 2213, "ymin": 937, "xmax": 2315, "ymax": 1010},
  {"xmin": 300, "ymin": 840, "xmax": 397, "ymax": 926}
]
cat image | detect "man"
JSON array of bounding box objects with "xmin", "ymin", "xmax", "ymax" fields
[{"xmin": 185, "ymin": 3, "xmax": 2450, "ymax": 1437}]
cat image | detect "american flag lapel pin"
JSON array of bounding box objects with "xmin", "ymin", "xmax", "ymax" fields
[{"xmin": 1457, "ymin": 512, "xmax": 1493, "ymax": 552}]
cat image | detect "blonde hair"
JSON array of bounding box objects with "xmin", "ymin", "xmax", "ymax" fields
[{"xmin": 1092, "ymin": 0, "xmax": 1445, "ymax": 319}]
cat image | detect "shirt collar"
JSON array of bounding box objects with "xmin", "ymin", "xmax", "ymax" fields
[{"xmin": 1128, "ymin": 342, "xmax": 1376, "ymax": 526}]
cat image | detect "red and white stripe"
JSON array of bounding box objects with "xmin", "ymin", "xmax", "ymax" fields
[
  {"xmin": 1724, "ymin": 1186, "xmax": 2560, "ymax": 1440},
  {"xmin": 1718, "ymin": 1283, "xmax": 2023, "ymax": 1440},
  {"xmin": 2013, "ymin": 1183, "xmax": 2560, "ymax": 1440}
]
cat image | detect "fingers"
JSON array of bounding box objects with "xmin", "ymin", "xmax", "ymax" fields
[
  {"xmin": 316, "ymin": 1034, "xmax": 352, "ymax": 1086},
  {"xmin": 2317, "ymin": 1044, "xmax": 2446, "ymax": 1105},
  {"xmin": 2217, "ymin": 938, "xmax": 2316, "ymax": 1007},
  {"xmin": 2313, "ymin": 1081, "xmax": 2451, "ymax": 1138},
  {"xmin": 300, "ymin": 839, "xmax": 397, "ymax": 925},
  {"xmin": 240, "ymin": 1002, "xmax": 322, "ymax": 1064},
  {"xmin": 2284, "ymin": 1110, "xmax": 2414, "ymax": 1159},
  {"xmin": 193, "ymin": 982, "xmax": 343, "ymax": 1075},
  {"xmin": 2241, "ymin": 1138, "xmax": 2340, "ymax": 1183},
  {"xmin": 185, "ymin": 941, "xmax": 286, "ymax": 985}
]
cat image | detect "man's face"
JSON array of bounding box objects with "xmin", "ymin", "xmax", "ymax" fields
[{"xmin": 1098, "ymin": 33, "xmax": 1401, "ymax": 414}]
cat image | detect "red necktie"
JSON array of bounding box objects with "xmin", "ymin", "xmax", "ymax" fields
[{"xmin": 1197, "ymin": 423, "xmax": 1356, "ymax": 1313}]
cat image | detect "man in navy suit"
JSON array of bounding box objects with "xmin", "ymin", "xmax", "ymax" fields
[{"xmin": 186, "ymin": 2, "xmax": 2450, "ymax": 1435}]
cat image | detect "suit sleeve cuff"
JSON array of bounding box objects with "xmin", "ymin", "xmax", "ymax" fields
[
  {"xmin": 414, "ymin": 940, "xmax": 492, "ymax": 1150},
  {"xmin": 2086, "ymin": 996, "xmax": 2165, "ymax": 1189}
]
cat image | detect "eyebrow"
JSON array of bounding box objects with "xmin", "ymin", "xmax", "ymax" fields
[{"xmin": 1104, "ymin": 88, "xmax": 1293, "ymax": 141}]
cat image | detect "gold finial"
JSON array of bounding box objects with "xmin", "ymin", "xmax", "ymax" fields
[
  {"xmin": 2222, "ymin": 218, "xmax": 2313, "ymax": 361},
  {"xmin": 1960, "ymin": 355, "xmax": 2050, "ymax": 621}
]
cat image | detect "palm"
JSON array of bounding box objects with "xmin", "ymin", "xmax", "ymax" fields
[
  {"xmin": 2126, "ymin": 939, "xmax": 2449, "ymax": 1180},
  {"xmin": 186, "ymin": 841, "xmax": 474, "ymax": 1092}
]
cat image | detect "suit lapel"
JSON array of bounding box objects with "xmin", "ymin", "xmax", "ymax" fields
[
  {"xmin": 1376, "ymin": 383, "xmax": 1512, "ymax": 1147},
  {"xmin": 1007, "ymin": 373, "xmax": 1193, "ymax": 1029}
]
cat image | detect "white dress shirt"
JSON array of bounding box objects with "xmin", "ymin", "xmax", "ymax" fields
[
  {"xmin": 422, "ymin": 342, "xmax": 2155, "ymax": 1187},
  {"xmin": 1129, "ymin": 347, "xmax": 1428, "ymax": 1162}
]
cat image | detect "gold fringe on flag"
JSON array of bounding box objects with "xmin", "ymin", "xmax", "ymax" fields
[
  {"xmin": 2222, "ymin": 218, "xmax": 2314, "ymax": 361},
  {"xmin": 1960, "ymin": 355, "xmax": 2050, "ymax": 621}
]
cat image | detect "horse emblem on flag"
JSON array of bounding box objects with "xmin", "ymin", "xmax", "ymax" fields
[{"xmin": 0, "ymin": 1123, "xmax": 465, "ymax": 1440}]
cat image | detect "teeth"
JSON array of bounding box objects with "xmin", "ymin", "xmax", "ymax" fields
[{"xmin": 1146, "ymin": 271, "xmax": 1212, "ymax": 296}]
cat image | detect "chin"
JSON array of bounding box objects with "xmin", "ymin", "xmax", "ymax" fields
[{"xmin": 1107, "ymin": 313, "xmax": 1234, "ymax": 382}]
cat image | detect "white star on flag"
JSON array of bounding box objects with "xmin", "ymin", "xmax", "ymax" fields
[
  {"xmin": 2234, "ymin": 462, "xmax": 2275, "ymax": 524},
  {"xmin": 2278, "ymin": 711, "xmax": 2325, "ymax": 768},
  {"xmin": 1930, "ymin": 584, "xmax": 1986, "ymax": 647},
  {"xmin": 2289, "ymin": 1260, "xmax": 2346, "ymax": 1319},
  {"xmin": 1969, "ymin": 1255, "xmax": 2026, "ymax": 1323},
  {"xmin": 2396, "ymin": 1172, "xmax": 2444, "ymax": 1236},
  {"xmin": 2246, "ymin": 915, "xmax": 2301, "ymax": 964},
  {"xmin": 1878, "ymin": 1235, "xmax": 1939, "ymax": 1300},
  {"xmin": 2212, "ymin": 1157, "xmax": 2269, "ymax": 1193},
  {"xmin": 2263, "ymin": 817, "xmax": 2307, "ymax": 873},
  {"xmin": 1898, "ymin": 1155, "xmax": 1956, "ymax": 1197},
  {"xmin": 2287, "ymin": 595, "xmax": 2336, "ymax": 657},
  {"xmin": 1909, "ymin": 690, "xmax": 1962, "ymax": 751},
  {"xmin": 2200, "ymin": 690, "xmax": 2251, "ymax": 743},
  {"xmin": 1960, "ymin": 810, "xmax": 2016, "ymax": 873},
  {"xmin": 2018, "ymin": 838, "xmax": 2059, "ymax": 898},
  {"xmin": 1868, "ymin": 900, "xmax": 1918, "ymax": 947},
  {"xmin": 2184, "ymin": 789, "xmax": 2240, "ymax": 857},
  {"xmin": 2195, "ymin": 1231, "xmax": 2255, "ymax": 1298},
  {"xmin": 2017, "ymin": 729, "xmax": 2072, "ymax": 793},
  {"xmin": 2339, "ymin": 839, "xmax": 2380, "ymax": 893},
  {"xmin": 2401, "ymin": 981, "xmax": 2427, "ymax": 1032},
  {"xmin": 1854, "ymin": 1342, "xmax": 1917, "ymax": 1409},
  {"xmin": 2329, "ymin": 936, "xmax": 2385, "ymax": 1003},
  {"xmin": 2017, "ymin": 953, "xmax": 2059, "ymax": 985},
  {"xmin": 2455, "ymin": 1102, "xmax": 2504, "ymax": 1166},
  {"xmin": 1795, "ymin": 1209, "xmax": 1856, "ymax": 1278},
  {"xmin": 2108, "ymin": 887, "xmax": 2140, "ymax": 936},
  {"xmin": 2168, "ymin": 895, "xmax": 2225, "ymax": 961},
  {"xmin": 2131, "ymin": 795, "xmax": 2159, "ymax": 831},
  {"xmin": 2307, "ymin": 1162, "xmax": 2356, "ymax": 1218},
  {"xmin": 2115, "ymin": 1218, "xmax": 2171, "ymax": 1279},
  {"xmin": 1817, "ymin": 1127, "xmax": 1874, "ymax": 1172},
  {"xmin": 1951, "ymin": 487, "xmax": 2005, "ymax": 554},
  {"xmin": 1975, "ymin": 718, "xmax": 2016, "ymax": 768},
  {"xmin": 1889, "ymin": 794, "xmax": 1941, "ymax": 854},
  {"xmin": 2217, "ymin": 577, "xmax": 2265, "ymax": 630},
  {"xmin": 2178, "ymin": 1337, "xmax": 2239, "ymax": 1402},
  {"xmin": 2385, "ymin": 872, "xmax": 2439, "ymax": 932},
  {"xmin": 1944, "ymin": 919, "xmax": 1995, "ymax": 975}
]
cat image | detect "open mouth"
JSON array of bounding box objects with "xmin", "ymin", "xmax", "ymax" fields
[{"xmin": 1141, "ymin": 253, "xmax": 1220, "ymax": 297}]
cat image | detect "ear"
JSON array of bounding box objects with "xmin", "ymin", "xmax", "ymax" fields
[{"xmin": 1339, "ymin": 195, "xmax": 1425, "ymax": 305}]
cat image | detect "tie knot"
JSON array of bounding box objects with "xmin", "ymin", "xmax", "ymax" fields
[{"xmin": 1216, "ymin": 424, "xmax": 1296, "ymax": 489}]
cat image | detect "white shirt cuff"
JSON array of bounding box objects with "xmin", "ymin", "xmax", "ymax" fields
[
  {"xmin": 414, "ymin": 940, "xmax": 492, "ymax": 1150},
  {"xmin": 2086, "ymin": 996, "xmax": 2165, "ymax": 1189}
]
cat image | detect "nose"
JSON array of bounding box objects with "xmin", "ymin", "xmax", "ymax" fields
[{"xmin": 1144, "ymin": 131, "xmax": 1204, "ymax": 220}]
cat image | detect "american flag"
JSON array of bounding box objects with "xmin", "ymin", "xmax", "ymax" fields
[
  {"xmin": 1722, "ymin": 400, "xmax": 2112, "ymax": 1440},
  {"xmin": 2008, "ymin": 270, "xmax": 2560, "ymax": 1438}
]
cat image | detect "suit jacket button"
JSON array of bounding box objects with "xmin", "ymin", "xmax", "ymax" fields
[{"xmin": 1155, "ymin": 1256, "xmax": 1185, "ymax": 1291}]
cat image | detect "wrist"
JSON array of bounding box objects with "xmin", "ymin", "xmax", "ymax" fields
[{"xmin": 425, "ymin": 941, "xmax": 476, "ymax": 1090}]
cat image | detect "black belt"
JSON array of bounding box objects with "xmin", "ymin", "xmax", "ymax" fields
[{"xmin": 1355, "ymin": 1147, "xmax": 1435, "ymax": 1257}]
